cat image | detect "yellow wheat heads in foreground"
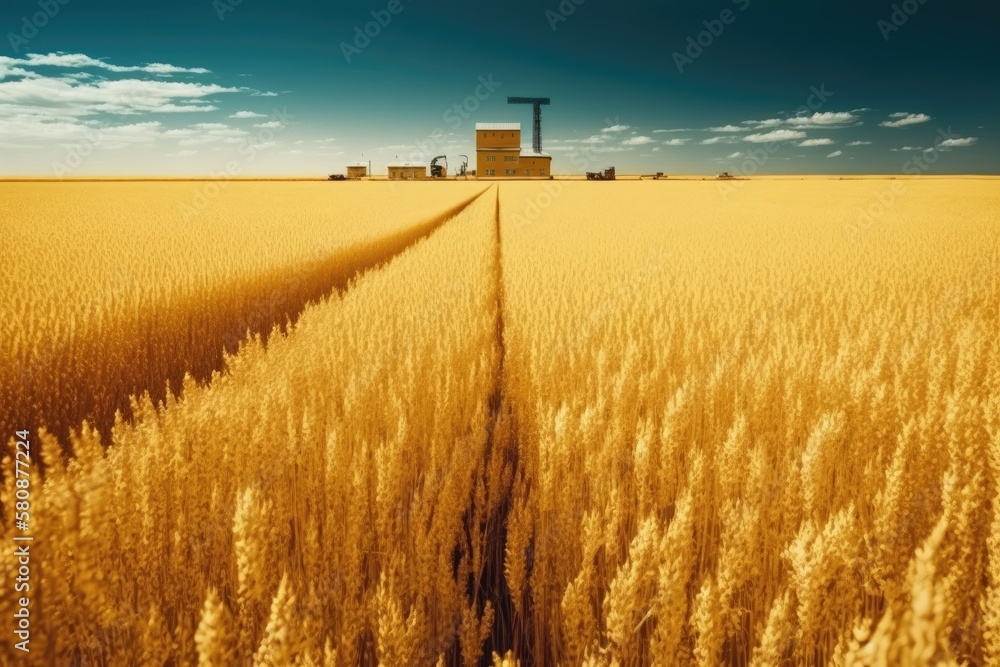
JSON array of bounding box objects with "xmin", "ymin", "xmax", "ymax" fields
[
  {"xmin": 499, "ymin": 180, "xmax": 1000, "ymax": 666},
  {"xmin": 2, "ymin": 179, "xmax": 999, "ymax": 666}
]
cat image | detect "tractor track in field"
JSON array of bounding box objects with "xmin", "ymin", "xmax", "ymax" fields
[
  {"xmin": 472, "ymin": 185, "xmax": 528, "ymax": 666},
  {"xmin": 8, "ymin": 186, "xmax": 491, "ymax": 454}
]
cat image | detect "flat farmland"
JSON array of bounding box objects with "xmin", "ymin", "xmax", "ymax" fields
[
  {"xmin": 0, "ymin": 181, "xmax": 486, "ymax": 443},
  {"xmin": 2, "ymin": 179, "xmax": 999, "ymax": 666}
]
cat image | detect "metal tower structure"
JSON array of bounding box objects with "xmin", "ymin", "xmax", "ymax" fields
[{"xmin": 507, "ymin": 96, "xmax": 550, "ymax": 153}]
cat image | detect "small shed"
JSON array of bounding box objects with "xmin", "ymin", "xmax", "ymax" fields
[
  {"xmin": 346, "ymin": 162, "xmax": 368, "ymax": 179},
  {"xmin": 388, "ymin": 162, "xmax": 426, "ymax": 179}
]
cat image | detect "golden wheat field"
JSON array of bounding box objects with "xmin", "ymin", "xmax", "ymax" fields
[
  {"xmin": 0, "ymin": 181, "xmax": 485, "ymax": 446},
  {"xmin": 1, "ymin": 179, "xmax": 999, "ymax": 666}
]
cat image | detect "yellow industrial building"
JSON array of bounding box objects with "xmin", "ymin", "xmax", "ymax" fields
[
  {"xmin": 346, "ymin": 162, "xmax": 368, "ymax": 179},
  {"xmin": 387, "ymin": 162, "xmax": 426, "ymax": 179},
  {"xmin": 475, "ymin": 123, "xmax": 551, "ymax": 178}
]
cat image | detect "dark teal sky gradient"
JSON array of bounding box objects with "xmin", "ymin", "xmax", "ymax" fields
[{"xmin": 1, "ymin": 0, "xmax": 997, "ymax": 175}]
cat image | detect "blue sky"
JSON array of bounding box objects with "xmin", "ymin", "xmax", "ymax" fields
[{"xmin": 0, "ymin": 0, "xmax": 997, "ymax": 176}]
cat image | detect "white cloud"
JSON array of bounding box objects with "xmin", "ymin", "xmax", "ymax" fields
[
  {"xmin": 0, "ymin": 53, "xmax": 210, "ymax": 74},
  {"xmin": 651, "ymin": 147, "xmax": 661, "ymax": 152},
  {"xmin": 827, "ymin": 151, "xmax": 843, "ymax": 158},
  {"xmin": 708, "ymin": 125, "xmax": 742, "ymax": 132},
  {"xmin": 701, "ymin": 136, "xmax": 739, "ymax": 145},
  {"xmin": 622, "ymin": 136, "xmax": 653, "ymax": 146},
  {"xmin": 140, "ymin": 63, "xmax": 210, "ymax": 75},
  {"xmin": 98, "ymin": 121, "xmax": 163, "ymax": 142},
  {"xmin": 653, "ymin": 128, "xmax": 694, "ymax": 133},
  {"xmin": 846, "ymin": 141, "xmax": 872, "ymax": 146},
  {"xmin": 551, "ymin": 135, "xmax": 608, "ymax": 145},
  {"xmin": 254, "ymin": 121, "xmax": 284, "ymax": 129},
  {"xmin": 0, "ymin": 76, "xmax": 237, "ymax": 118},
  {"xmin": 661, "ymin": 138, "xmax": 688, "ymax": 146},
  {"xmin": 549, "ymin": 143, "xmax": 627, "ymax": 153},
  {"xmin": 190, "ymin": 124, "xmax": 245, "ymax": 137},
  {"xmin": 0, "ymin": 65, "xmax": 36, "ymax": 80},
  {"xmin": 727, "ymin": 152, "xmax": 745, "ymax": 159},
  {"xmin": 744, "ymin": 129, "xmax": 807, "ymax": 143},
  {"xmin": 742, "ymin": 118, "xmax": 784, "ymax": 129},
  {"xmin": 852, "ymin": 108, "xmax": 872, "ymax": 112},
  {"xmin": 734, "ymin": 112, "xmax": 858, "ymax": 132},
  {"xmin": 0, "ymin": 112, "xmax": 260, "ymax": 153},
  {"xmin": 315, "ymin": 137, "xmax": 337, "ymax": 144},
  {"xmin": 939, "ymin": 137, "xmax": 977, "ymax": 148},
  {"xmin": 160, "ymin": 128, "xmax": 196, "ymax": 138},
  {"xmin": 162, "ymin": 122, "xmax": 247, "ymax": 147},
  {"xmin": 798, "ymin": 138, "xmax": 835, "ymax": 147},
  {"xmin": 880, "ymin": 112, "xmax": 932, "ymax": 128},
  {"xmin": 0, "ymin": 116, "xmax": 90, "ymax": 144},
  {"xmin": 786, "ymin": 112, "xmax": 859, "ymax": 127},
  {"xmin": 891, "ymin": 146, "xmax": 923, "ymax": 151},
  {"xmin": 601, "ymin": 124, "xmax": 631, "ymax": 133},
  {"xmin": 228, "ymin": 111, "xmax": 267, "ymax": 119}
]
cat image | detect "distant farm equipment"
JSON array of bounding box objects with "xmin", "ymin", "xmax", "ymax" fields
[
  {"xmin": 430, "ymin": 155, "xmax": 448, "ymax": 178},
  {"xmin": 586, "ymin": 167, "xmax": 616, "ymax": 180},
  {"xmin": 427, "ymin": 155, "xmax": 471, "ymax": 179},
  {"xmin": 717, "ymin": 172, "xmax": 735, "ymax": 180},
  {"xmin": 641, "ymin": 172, "xmax": 665, "ymax": 180},
  {"xmin": 328, "ymin": 174, "xmax": 347, "ymax": 181}
]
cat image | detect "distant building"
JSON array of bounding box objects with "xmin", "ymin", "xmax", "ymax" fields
[
  {"xmin": 387, "ymin": 162, "xmax": 426, "ymax": 179},
  {"xmin": 475, "ymin": 122, "xmax": 551, "ymax": 178},
  {"xmin": 346, "ymin": 162, "xmax": 368, "ymax": 179},
  {"xmin": 519, "ymin": 152, "xmax": 552, "ymax": 178}
]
